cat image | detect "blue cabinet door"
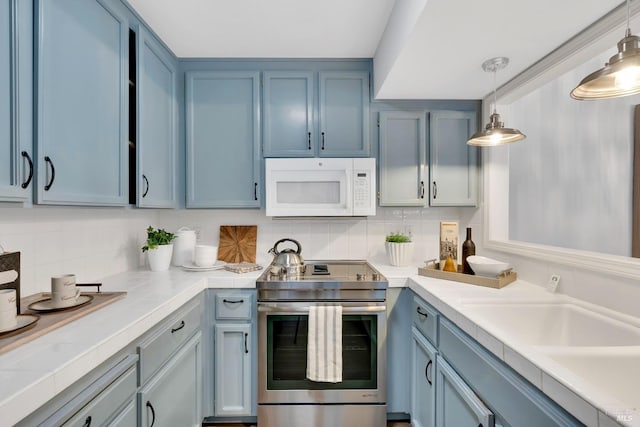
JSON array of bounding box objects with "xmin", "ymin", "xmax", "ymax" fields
[
  {"xmin": 138, "ymin": 333, "xmax": 202, "ymax": 427},
  {"xmin": 214, "ymin": 323, "xmax": 252, "ymax": 416},
  {"xmin": 263, "ymin": 71, "xmax": 314, "ymax": 157},
  {"xmin": 185, "ymin": 71, "xmax": 261, "ymax": 208},
  {"xmin": 35, "ymin": 0, "xmax": 128, "ymax": 206},
  {"xmin": 0, "ymin": 0, "xmax": 33, "ymax": 202},
  {"xmin": 318, "ymin": 71, "xmax": 370, "ymax": 157},
  {"xmin": 379, "ymin": 111, "xmax": 427, "ymax": 206},
  {"xmin": 429, "ymin": 111, "xmax": 478, "ymax": 206},
  {"xmin": 136, "ymin": 25, "xmax": 177, "ymax": 208},
  {"xmin": 435, "ymin": 355, "xmax": 494, "ymax": 427},
  {"xmin": 411, "ymin": 327, "xmax": 437, "ymax": 427}
]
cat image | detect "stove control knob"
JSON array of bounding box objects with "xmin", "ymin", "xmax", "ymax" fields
[
  {"xmin": 372, "ymin": 273, "xmax": 379, "ymax": 281},
  {"xmin": 356, "ymin": 273, "xmax": 364, "ymax": 281}
]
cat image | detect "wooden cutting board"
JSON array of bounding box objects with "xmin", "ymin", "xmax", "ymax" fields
[{"xmin": 218, "ymin": 225, "xmax": 257, "ymax": 263}]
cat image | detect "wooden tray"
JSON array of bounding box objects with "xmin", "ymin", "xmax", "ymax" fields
[
  {"xmin": 418, "ymin": 262, "xmax": 516, "ymax": 289},
  {"xmin": 0, "ymin": 291, "xmax": 126, "ymax": 355}
]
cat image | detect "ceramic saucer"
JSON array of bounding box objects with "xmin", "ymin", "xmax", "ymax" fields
[
  {"xmin": 28, "ymin": 295, "xmax": 93, "ymax": 312},
  {"xmin": 0, "ymin": 314, "xmax": 39, "ymax": 335},
  {"xmin": 181, "ymin": 261, "xmax": 227, "ymax": 271}
]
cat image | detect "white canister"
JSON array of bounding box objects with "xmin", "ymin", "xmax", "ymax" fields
[{"xmin": 172, "ymin": 227, "xmax": 197, "ymax": 266}]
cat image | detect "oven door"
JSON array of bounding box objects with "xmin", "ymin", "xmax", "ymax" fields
[{"xmin": 257, "ymin": 301, "xmax": 386, "ymax": 404}]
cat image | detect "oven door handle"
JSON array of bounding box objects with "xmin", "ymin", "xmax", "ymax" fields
[{"xmin": 257, "ymin": 303, "xmax": 386, "ymax": 313}]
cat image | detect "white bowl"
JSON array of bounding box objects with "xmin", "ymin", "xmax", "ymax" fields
[{"xmin": 466, "ymin": 255, "xmax": 511, "ymax": 277}]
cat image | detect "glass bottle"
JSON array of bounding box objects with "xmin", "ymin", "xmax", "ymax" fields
[{"xmin": 462, "ymin": 227, "xmax": 476, "ymax": 274}]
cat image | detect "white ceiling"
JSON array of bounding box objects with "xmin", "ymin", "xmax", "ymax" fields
[{"xmin": 127, "ymin": 0, "xmax": 624, "ymax": 99}]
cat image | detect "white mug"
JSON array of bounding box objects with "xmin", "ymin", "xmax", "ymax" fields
[
  {"xmin": 0, "ymin": 308, "xmax": 17, "ymax": 330},
  {"xmin": 194, "ymin": 245, "xmax": 218, "ymax": 267},
  {"xmin": 51, "ymin": 274, "xmax": 80, "ymax": 307},
  {"xmin": 0, "ymin": 288, "xmax": 17, "ymax": 312},
  {"xmin": 0, "ymin": 289, "xmax": 17, "ymax": 329}
]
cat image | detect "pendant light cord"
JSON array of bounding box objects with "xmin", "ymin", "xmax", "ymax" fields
[
  {"xmin": 492, "ymin": 68, "xmax": 498, "ymax": 115},
  {"xmin": 627, "ymin": 0, "xmax": 632, "ymax": 36}
]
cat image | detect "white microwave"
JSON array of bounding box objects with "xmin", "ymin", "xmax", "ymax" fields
[{"xmin": 265, "ymin": 158, "xmax": 376, "ymax": 217}]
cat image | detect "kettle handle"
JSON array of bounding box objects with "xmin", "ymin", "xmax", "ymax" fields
[{"xmin": 272, "ymin": 238, "xmax": 302, "ymax": 255}]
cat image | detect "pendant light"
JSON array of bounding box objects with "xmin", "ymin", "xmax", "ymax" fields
[
  {"xmin": 571, "ymin": 0, "xmax": 640, "ymax": 99},
  {"xmin": 467, "ymin": 57, "xmax": 526, "ymax": 147}
]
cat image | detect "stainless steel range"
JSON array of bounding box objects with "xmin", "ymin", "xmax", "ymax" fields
[{"xmin": 256, "ymin": 260, "xmax": 388, "ymax": 427}]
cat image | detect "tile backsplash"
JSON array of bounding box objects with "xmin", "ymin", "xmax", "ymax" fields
[
  {"xmin": 0, "ymin": 205, "xmax": 480, "ymax": 297},
  {"xmin": 2, "ymin": 204, "xmax": 639, "ymax": 319},
  {"xmin": 0, "ymin": 206, "xmax": 158, "ymax": 297}
]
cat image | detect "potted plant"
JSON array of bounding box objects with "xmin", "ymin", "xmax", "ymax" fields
[
  {"xmin": 385, "ymin": 232, "xmax": 414, "ymax": 267},
  {"xmin": 142, "ymin": 226, "xmax": 176, "ymax": 272}
]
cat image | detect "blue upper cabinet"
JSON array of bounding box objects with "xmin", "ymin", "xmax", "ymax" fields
[
  {"xmin": 318, "ymin": 71, "xmax": 370, "ymax": 157},
  {"xmin": 35, "ymin": 0, "xmax": 129, "ymax": 206},
  {"xmin": 262, "ymin": 71, "xmax": 314, "ymax": 157},
  {"xmin": 429, "ymin": 111, "xmax": 478, "ymax": 207},
  {"xmin": 0, "ymin": 0, "xmax": 33, "ymax": 203},
  {"xmin": 379, "ymin": 111, "xmax": 427, "ymax": 206},
  {"xmin": 185, "ymin": 71, "xmax": 261, "ymax": 208},
  {"xmin": 135, "ymin": 25, "xmax": 177, "ymax": 208}
]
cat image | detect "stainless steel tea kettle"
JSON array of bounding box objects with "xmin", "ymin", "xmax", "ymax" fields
[{"xmin": 268, "ymin": 238, "xmax": 305, "ymax": 277}]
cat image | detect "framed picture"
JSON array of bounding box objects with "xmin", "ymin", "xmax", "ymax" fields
[{"xmin": 439, "ymin": 221, "xmax": 459, "ymax": 269}]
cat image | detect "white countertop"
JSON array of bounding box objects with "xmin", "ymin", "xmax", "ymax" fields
[
  {"xmin": 0, "ymin": 264, "xmax": 637, "ymax": 427},
  {"xmin": 408, "ymin": 274, "xmax": 640, "ymax": 427}
]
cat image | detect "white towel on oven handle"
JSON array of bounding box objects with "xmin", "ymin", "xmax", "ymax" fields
[{"xmin": 306, "ymin": 305, "xmax": 343, "ymax": 383}]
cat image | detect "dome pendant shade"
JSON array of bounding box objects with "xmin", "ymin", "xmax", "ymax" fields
[
  {"xmin": 467, "ymin": 57, "xmax": 526, "ymax": 147},
  {"xmin": 571, "ymin": 31, "xmax": 640, "ymax": 99},
  {"xmin": 467, "ymin": 112, "xmax": 527, "ymax": 146}
]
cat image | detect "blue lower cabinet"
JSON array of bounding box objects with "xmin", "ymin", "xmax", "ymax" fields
[
  {"xmin": 214, "ymin": 323, "xmax": 252, "ymax": 415},
  {"xmin": 138, "ymin": 333, "xmax": 202, "ymax": 427},
  {"xmin": 411, "ymin": 326, "xmax": 437, "ymax": 427},
  {"xmin": 185, "ymin": 71, "xmax": 261, "ymax": 208},
  {"xmin": 35, "ymin": 0, "xmax": 129, "ymax": 206},
  {"xmin": 435, "ymin": 355, "xmax": 494, "ymax": 427}
]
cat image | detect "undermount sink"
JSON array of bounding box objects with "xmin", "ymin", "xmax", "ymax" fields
[
  {"xmin": 461, "ymin": 302, "xmax": 640, "ymax": 347},
  {"xmin": 540, "ymin": 347, "xmax": 640, "ymax": 411}
]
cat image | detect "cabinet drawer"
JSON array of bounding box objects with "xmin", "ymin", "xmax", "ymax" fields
[
  {"xmin": 138, "ymin": 298, "xmax": 202, "ymax": 385},
  {"xmin": 62, "ymin": 365, "xmax": 137, "ymax": 427},
  {"xmin": 215, "ymin": 293, "xmax": 252, "ymax": 320},
  {"xmin": 412, "ymin": 296, "xmax": 438, "ymax": 345},
  {"xmin": 39, "ymin": 355, "xmax": 138, "ymax": 427}
]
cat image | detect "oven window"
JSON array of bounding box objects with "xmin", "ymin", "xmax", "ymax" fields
[{"xmin": 266, "ymin": 314, "xmax": 377, "ymax": 390}]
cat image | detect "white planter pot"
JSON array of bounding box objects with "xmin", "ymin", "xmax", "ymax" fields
[
  {"xmin": 385, "ymin": 242, "xmax": 414, "ymax": 267},
  {"xmin": 147, "ymin": 244, "xmax": 174, "ymax": 272}
]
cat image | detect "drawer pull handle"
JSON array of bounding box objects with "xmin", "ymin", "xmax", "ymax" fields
[
  {"xmin": 244, "ymin": 332, "xmax": 249, "ymax": 354},
  {"xmin": 21, "ymin": 151, "xmax": 33, "ymax": 189},
  {"xmin": 171, "ymin": 320, "xmax": 185, "ymax": 333},
  {"xmin": 416, "ymin": 307, "xmax": 429, "ymax": 318},
  {"xmin": 223, "ymin": 299, "xmax": 244, "ymax": 304},
  {"xmin": 83, "ymin": 415, "xmax": 92, "ymax": 427},
  {"xmin": 146, "ymin": 401, "xmax": 156, "ymax": 427},
  {"xmin": 425, "ymin": 359, "xmax": 433, "ymax": 386}
]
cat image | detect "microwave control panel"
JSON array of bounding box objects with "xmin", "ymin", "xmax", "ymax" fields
[
  {"xmin": 353, "ymin": 158, "xmax": 376, "ymax": 215},
  {"xmin": 354, "ymin": 172, "xmax": 371, "ymax": 208}
]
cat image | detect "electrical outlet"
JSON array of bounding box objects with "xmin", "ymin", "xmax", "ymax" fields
[
  {"xmin": 547, "ymin": 274, "xmax": 560, "ymax": 293},
  {"xmin": 192, "ymin": 226, "xmax": 201, "ymax": 241}
]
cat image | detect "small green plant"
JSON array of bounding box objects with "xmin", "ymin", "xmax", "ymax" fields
[
  {"xmin": 142, "ymin": 226, "xmax": 175, "ymax": 252},
  {"xmin": 385, "ymin": 232, "xmax": 412, "ymax": 243}
]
